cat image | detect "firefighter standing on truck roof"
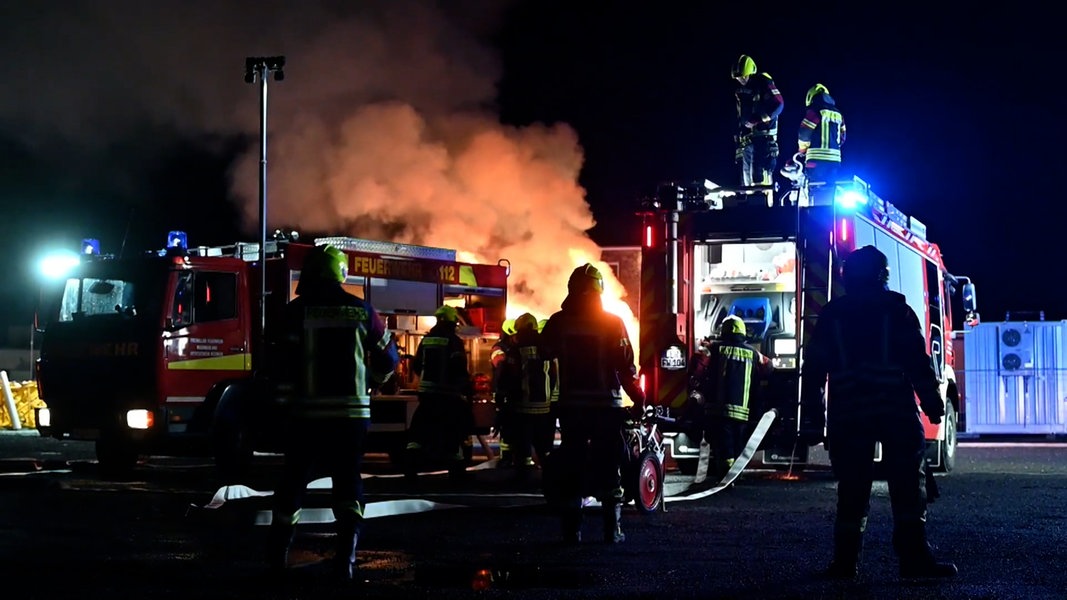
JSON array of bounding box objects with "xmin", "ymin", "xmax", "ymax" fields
[
  {"xmin": 790, "ymin": 83, "xmax": 846, "ymax": 204},
  {"xmin": 540, "ymin": 264, "xmax": 644, "ymax": 544},
  {"xmin": 265, "ymin": 244, "xmax": 400, "ymax": 583},
  {"xmin": 405, "ymin": 305, "xmax": 475, "ymax": 480},
  {"xmin": 499, "ymin": 312, "xmax": 558, "ymax": 480},
  {"xmin": 799, "ymin": 245, "xmax": 957, "ymax": 580},
  {"xmin": 732, "ymin": 54, "xmax": 784, "ymax": 207},
  {"xmin": 688, "ymin": 314, "xmax": 771, "ymax": 481}
]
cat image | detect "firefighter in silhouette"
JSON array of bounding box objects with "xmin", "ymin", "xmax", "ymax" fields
[
  {"xmin": 490, "ymin": 319, "xmax": 517, "ymax": 465},
  {"xmin": 540, "ymin": 264, "xmax": 644, "ymax": 544},
  {"xmin": 499, "ymin": 312, "xmax": 558, "ymax": 479},
  {"xmin": 265, "ymin": 244, "xmax": 399, "ymax": 582},
  {"xmin": 799, "ymin": 245, "xmax": 957, "ymax": 580},
  {"xmin": 688, "ymin": 314, "xmax": 771, "ymax": 480},
  {"xmin": 405, "ymin": 305, "xmax": 475, "ymax": 479}
]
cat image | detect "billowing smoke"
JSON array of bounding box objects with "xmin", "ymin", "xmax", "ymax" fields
[{"xmin": 0, "ymin": 0, "xmax": 627, "ymax": 321}]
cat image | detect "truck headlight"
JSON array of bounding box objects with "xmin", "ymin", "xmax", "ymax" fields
[
  {"xmin": 37, "ymin": 408, "xmax": 50, "ymax": 428},
  {"xmin": 126, "ymin": 409, "xmax": 155, "ymax": 430}
]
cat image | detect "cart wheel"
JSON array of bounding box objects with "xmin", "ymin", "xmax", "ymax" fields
[{"xmin": 635, "ymin": 450, "xmax": 663, "ymax": 514}]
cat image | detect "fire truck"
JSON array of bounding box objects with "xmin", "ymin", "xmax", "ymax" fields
[
  {"xmin": 637, "ymin": 177, "xmax": 978, "ymax": 474},
  {"xmin": 34, "ymin": 233, "xmax": 509, "ymax": 475}
]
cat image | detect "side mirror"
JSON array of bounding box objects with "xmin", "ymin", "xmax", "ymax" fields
[
  {"xmin": 961, "ymin": 282, "xmax": 979, "ymax": 326},
  {"xmin": 962, "ymin": 282, "xmax": 977, "ymax": 314}
]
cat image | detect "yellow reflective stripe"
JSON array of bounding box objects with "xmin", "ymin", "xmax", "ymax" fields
[
  {"xmin": 459, "ymin": 265, "xmax": 478, "ymax": 287},
  {"xmin": 807, "ymin": 148, "xmax": 841, "ymax": 161},
  {"xmin": 168, "ymin": 353, "xmax": 252, "ymax": 371},
  {"xmin": 801, "ymin": 118, "xmax": 817, "ymax": 129}
]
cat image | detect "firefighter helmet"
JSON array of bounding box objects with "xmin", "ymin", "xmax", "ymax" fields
[
  {"xmin": 731, "ymin": 54, "xmax": 757, "ymax": 79},
  {"xmin": 501, "ymin": 318, "xmax": 517, "ymax": 336},
  {"xmin": 843, "ymin": 245, "xmax": 890, "ymax": 290},
  {"xmin": 515, "ymin": 312, "xmax": 538, "ymax": 333},
  {"xmin": 537, "ymin": 318, "xmax": 549, "ymax": 333},
  {"xmin": 435, "ymin": 305, "xmax": 461, "ymax": 324},
  {"xmin": 720, "ymin": 314, "xmax": 747, "ymax": 337},
  {"xmin": 805, "ymin": 83, "xmax": 829, "ymax": 106},
  {"xmin": 567, "ymin": 263, "xmax": 605, "ymax": 295},
  {"xmin": 301, "ymin": 244, "xmax": 348, "ymax": 284}
]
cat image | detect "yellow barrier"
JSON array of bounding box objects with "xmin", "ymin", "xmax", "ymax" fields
[{"xmin": 0, "ymin": 380, "xmax": 45, "ymax": 430}]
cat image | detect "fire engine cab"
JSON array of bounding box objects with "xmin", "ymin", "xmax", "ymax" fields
[
  {"xmin": 34, "ymin": 233, "xmax": 508, "ymax": 475},
  {"xmin": 637, "ymin": 177, "xmax": 978, "ymax": 474}
]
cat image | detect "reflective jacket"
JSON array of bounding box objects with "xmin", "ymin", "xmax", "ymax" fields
[
  {"xmin": 501, "ymin": 328, "xmax": 557, "ymax": 415},
  {"xmin": 276, "ymin": 282, "xmax": 398, "ymax": 420},
  {"xmin": 801, "ymin": 289, "xmax": 943, "ymax": 427},
  {"xmin": 736, "ymin": 72, "xmax": 785, "ymax": 139},
  {"xmin": 414, "ymin": 322, "xmax": 472, "ymax": 398},
  {"xmin": 798, "ymin": 91, "xmax": 846, "ymax": 164},
  {"xmin": 689, "ymin": 336, "xmax": 767, "ymax": 422},
  {"xmin": 539, "ymin": 292, "xmax": 642, "ymax": 409}
]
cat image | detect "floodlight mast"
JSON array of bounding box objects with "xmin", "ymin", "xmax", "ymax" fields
[{"xmin": 243, "ymin": 56, "xmax": 285, "ymax": 372}]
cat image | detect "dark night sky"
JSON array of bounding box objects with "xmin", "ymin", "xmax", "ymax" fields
[{"xmin": 0, "ymin": 1, "xmax": 1061, "ymax": 340}]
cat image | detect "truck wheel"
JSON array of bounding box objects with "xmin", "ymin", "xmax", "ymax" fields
[
  {"xmin": 95, "ymin": 436, "xmax": 138, "ymax": 478},
  {"xmin": 214, "ymin": 422, "xmax": 254, "ymax": 481},
  {"xmin": 937, "ymin": 403, "xmax": 958, "ymax": 473},
  {"xmin": 635, "ymin": 450, "xmax": 664, "ymax": 515}
]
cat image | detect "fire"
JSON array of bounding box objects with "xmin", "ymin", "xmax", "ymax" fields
[{"xmin": 493, "ymin": 249, "xmax": 639, "ymax": 366}]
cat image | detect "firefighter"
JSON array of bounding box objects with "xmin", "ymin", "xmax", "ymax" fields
[
  {"xmin": 799, "ymin": 245, "xmax": 957, "ymax": 580},
  {"xmin": 540, "ymin": 264, "xmax": 644, "ymax": 544},
  {"xmin": 500, "ymin": 312, "xmax": 558, "ymax": 479},
  {"xmin": 794, "ymin": 83, "xmax": 846, "ymax": 204},
  {"xmin": 491, "ymin": 319, "xmax": 518, "ymax": 466},
  {"xmin": 405, "ymin": 305, "xmax": 475, "ymax": 479},
  {"xmin": 265, "ymin": 244, "xmax": 400, "ymax": 582},
  {"xmin": 732, "ymin": 54, "xmax": 784, "ymax": 207},
  {"xmin": 688, "ymin": 315, "xmax": 771, "ymax": 480}
]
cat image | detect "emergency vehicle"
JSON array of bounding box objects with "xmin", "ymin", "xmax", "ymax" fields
[
  {"xmin": 34, "ymin": 233, "xmax": 508, "ymax": 474},
  {"xmin": 637, "ymin": 177, "xmax": 978, "ymax": 474}
]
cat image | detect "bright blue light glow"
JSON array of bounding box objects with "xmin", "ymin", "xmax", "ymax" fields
[
  {"xmin": 167, "ymin": 231, "xmax": 188, "ymax": 250},
  {"xmin": 39, "ymin": 250, "xmax": 81, "ymax": 280},
  {"xmin": 835, "ymin": 189, "xmax": 868, "ymax": 210},
  {"xmin": 81, "ymin": 238, "xmax": 101, "ymax": 255}
]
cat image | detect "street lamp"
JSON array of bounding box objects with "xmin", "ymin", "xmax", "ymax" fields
[
  {"xmin": 33, "ymin": 249, "xmax": 82, "ymax": 378},
  {"xmin": 244, "ymin": 55, "xmax": 285, "ymax": 372}
]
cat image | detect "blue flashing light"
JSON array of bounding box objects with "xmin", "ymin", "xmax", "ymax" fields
[
  {"xmin": 835, "ymin": 188, "xmax": 868, "ymax": 210},
  {"xmin": 81, "ymin": 238, "xmax": 101, "ymax": 255},
  {"xmin": 167, "ymin": 231, "xmax": 188, "ymax": 250}
]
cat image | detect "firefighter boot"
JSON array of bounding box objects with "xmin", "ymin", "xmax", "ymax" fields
[
  {"xmin": 894, "ymin": 522, "xmax": 958, "ymax": 578},
  {"xmin": 823, "ymin": 520, "xmax": 865, "ymax": 580},
  {"xmin": 333, "ymin": 515, "xmax": 363, "ymax": 583},
  {"xmin": 561, "ymin": 500, "xmax": 583, "ymax": 545},
  {"xmin": 602, "ymin": 503, "xmax": 625, "ymax": 544}
]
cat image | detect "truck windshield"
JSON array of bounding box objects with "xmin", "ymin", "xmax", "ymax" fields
[
  {"xmin": 693, "ymin": 241, "xmax": 798, "ymax": 355},
  {"xmin": 59, "ymin": 277, "xmax": 142, "ymax": 321}
]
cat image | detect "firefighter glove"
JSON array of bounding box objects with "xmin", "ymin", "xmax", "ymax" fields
[{"xmin": 920, "ymin": 394, "xmax": 945, "ymax": 425}]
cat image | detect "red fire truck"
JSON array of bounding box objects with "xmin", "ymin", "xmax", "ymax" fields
[
  {"xmin": 637, "ymin": 177, "xmax": 978, "ymax": 474},
  {"xmin": 34, "ymin": 233, "xmax": 508, "ymax": 474}
]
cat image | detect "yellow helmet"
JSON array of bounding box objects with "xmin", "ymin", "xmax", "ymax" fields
[
  {"xmin": 537, "ymin": 318, "xmax": 549, "ymax": 333},
  {"xmin": 720, "ymin": 314, "xmax": 746, "ymax": 337},
  {"xmin": 299, "ymin": 244, "xmax": 347, "ymax": 286},
  {"xmin": 501, "ymin": 318, "xmax": 517, "ymax": 336},
  {"xmin": 567, "ymin": 263, "xmax": 604, "ymax": 295},
  {"xmin": 805, "ymin": 83, "xmax": 829, "ymax": 106},
  {"xmin": 435, "ymin": 305, "xmax": 460, "ymax": 324},
  {"xmin": 731, "ymin": 54, "xmax": 757, "ymax": 79},
  {"xmin": 515, "ymin": 312, "xmax": 538, "ymax": 333}
]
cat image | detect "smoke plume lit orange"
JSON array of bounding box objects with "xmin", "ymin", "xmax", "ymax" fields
[{"xmin": 227, "ymin": 3, "xmax": 640, "ymax": 353}]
